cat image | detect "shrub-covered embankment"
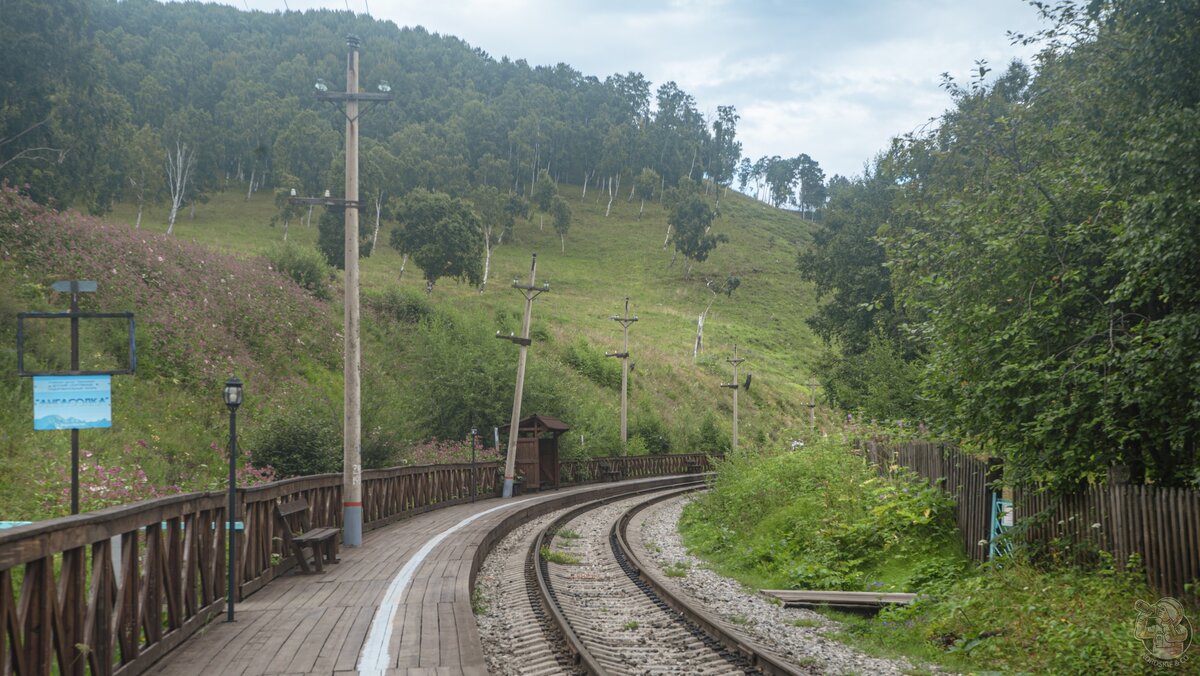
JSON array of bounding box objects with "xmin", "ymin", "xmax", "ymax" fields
[{"xmin": 680, "ymin": 439, "xmax": 1165, "ymax": 673}]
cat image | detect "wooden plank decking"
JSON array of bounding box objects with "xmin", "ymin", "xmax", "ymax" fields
[{"xmin": 150, "ymin": 476, "xmax": 692, "ymax": 675}]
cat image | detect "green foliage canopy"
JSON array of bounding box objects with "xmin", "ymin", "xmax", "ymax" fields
[
  {"xmin": 668, "ymin": 193, "xmax": 727, "ymax": 277},
  {"xmin": 389, "ymin": 189, "xmax": 484, "ymax": 292}
]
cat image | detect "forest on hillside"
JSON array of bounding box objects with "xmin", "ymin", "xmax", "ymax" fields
[
  {"xmin": 799, "ymin": 0, "xmax": 1199, "ymax": 490},
  {"xmin": 0, "ymin": 0, "xmax": 828, "ymax": 219}
]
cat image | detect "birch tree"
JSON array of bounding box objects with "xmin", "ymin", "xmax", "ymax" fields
[{"xmin": 164, "ymin": 140, "xmax": 195, "ymax": 235}]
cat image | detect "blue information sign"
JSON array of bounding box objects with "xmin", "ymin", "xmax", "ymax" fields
[{"xmin": 33, "ymin": 375, "xmax": 112, "ymax": 430}]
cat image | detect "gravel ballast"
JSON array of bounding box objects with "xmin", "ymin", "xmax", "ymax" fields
[{"xmin": 631, "ymin": 494, "xmax": 918, "ymax": 675}]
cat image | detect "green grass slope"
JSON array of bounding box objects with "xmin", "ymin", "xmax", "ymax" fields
[
  {"xmin": 1, "ymin": 180, "xmax": 825, "ymax": 518},
  {"xmin": 106, "ymin": 184, "xmax": 824, "ymax": 422}
]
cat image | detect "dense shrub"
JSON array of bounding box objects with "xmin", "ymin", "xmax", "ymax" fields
[
  {"xmin": 843, "ymin": 554, "xmax": 1159, "ymax": 673},
  {"xmin": 631, "ymin": 412, "xmax": 670, "ymax": 455},
  {"xmin": 266, "ymin": 241, "xmax": 335, "ymax": 300},
  {"xmin": 680, "ymin": 439, "xmax": 960, "ymax": 591},
  {"xmin": 248, "ymin": 399, "xmax": 341, "ymax": 477},
  {"xmin": 563, "ymin": 339, "xmax": 620, "ymax": 389},
  {"xmin": 691, "ymin": 413, "xmax": 728, "ymax": 454},
  {"xmin": 364, "ymin": 286, "xmax": 432, "ymax": 324}
]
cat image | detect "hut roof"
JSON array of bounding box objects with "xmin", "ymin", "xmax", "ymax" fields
[{"xmin": 499, "ymin": 414, "xmax": 570, "ymax": 434}]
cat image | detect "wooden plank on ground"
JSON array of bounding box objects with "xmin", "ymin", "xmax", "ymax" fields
[
  {"xmin": 760, "ymin": 589, "xmax": 916, "ymax": 608},
  {"xmin": 418, "ymin": 593, "xmax": 442, "ymax": 667},
  {"xmin": 394, "ymin": 576, "xmax": 427, "ymax": 668},
  {"xmin": 437, "ymin": 603, "xmax": 460, "ymax": 666},
  {"xmin": 332, "ymin": 602, "xmax": 376, "ymax": 672},
  {"xmin": 284, "ymin": 605, "xmax": 346, "ymax": 673}
]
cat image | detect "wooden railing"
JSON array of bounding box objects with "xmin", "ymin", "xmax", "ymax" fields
[
  {"xmin": 560, "ymin": 453, "xmax": 717, "ymax": 485},
  {"xmin": 0, "ymin": 493, "xmax": 228, "ymax": 676},
  {"xmin": 0, "ymin": 454, "xmax": 706, "ymax": 675},
  {"xmin": 362, "ymin": 462, "xmax": 500, "ymax": 528}
]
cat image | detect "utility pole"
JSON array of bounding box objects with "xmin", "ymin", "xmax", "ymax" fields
[
  {"xmin": 289, "ymin": 35, "xmax": 391, "ymax": 547},
  {"xmin": 720, "ymin": 345, "xmax": 747, "ymax": 452},
  {"xmin": 497, "ymin": 254, "xmax": 550, "ymax": 497},
  {"xmin": 605, "ymin": 297, "xmax": 638, "ymax": 451},
  {"xmin": 807, "ymin": 381, "xmax": 817, "ymax": 431}
]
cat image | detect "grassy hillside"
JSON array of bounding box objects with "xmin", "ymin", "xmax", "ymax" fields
[
  {"xmin": 114, "ymin": 187, "xmax": 821, "ymax": 400},
  {"xmin": 1, "ymin": 180, "xmax": 826, "ymax": 518}
]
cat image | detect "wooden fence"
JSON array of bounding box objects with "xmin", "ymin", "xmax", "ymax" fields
[
  {"xmin": 860, "ymin": 440, "xmax": 995, "ymax": 564},
  {"xmin": 1013, "ymin": 482, "xmax": 1200, "ymax": 601},
  {"xmin": 0, "ymin": 453, "xmax": 705, "ymax": 675},
  {"xmin": 862, "ymin": 440, "xmax": 1200, "ymax": 601}
]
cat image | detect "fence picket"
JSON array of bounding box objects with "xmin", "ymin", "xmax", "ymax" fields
[{"xmin": 865, "ymin": 441, "xmax": 1199, "ymax": 601}]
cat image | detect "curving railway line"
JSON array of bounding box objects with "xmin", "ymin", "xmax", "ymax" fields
[{"xmin": 480, "ymin": 482, "xmax": 808, "ymax": 675}]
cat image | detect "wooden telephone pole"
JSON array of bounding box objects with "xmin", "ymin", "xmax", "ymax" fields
[
  {"xmin": 720, "ymin": 345, "xmax": 748, "ymax": 452},
  {"xmin": 497, "ymin": 254, "xmax": 550, "ymax": 497},
  {"xmin": 289, "ymin": 35, "xmax": 392, "ymax": 546},
  {"xmin": 605, "ymin": 297, "xmax": 638, "ymax": 451}
]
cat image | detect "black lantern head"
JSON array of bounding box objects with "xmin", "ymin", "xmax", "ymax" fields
[{"xmin": 223, "ymin": 376, "xmax": 244, "ymax": 410}]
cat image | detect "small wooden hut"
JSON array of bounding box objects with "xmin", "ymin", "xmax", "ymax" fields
[{"xmin": 500, "ymin": 415, "xmax": 568, "ymax": 491}]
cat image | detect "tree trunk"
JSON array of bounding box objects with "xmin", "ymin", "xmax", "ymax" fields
[
  {"xmin": 582, "ymin": 169, "xmax": 590, "ymax": 198},
  {"xmin": 135, "ymin": 201, "xmax": 143, "ymax": 229},
  {"xmin": 639, "ymin": 198, "xmax": 645, "ymax": 220},
  {"xmin": 605, "ymin": 176, "xmax": 614, "ymax": 217},
  {"xmin": 539, "ymin": 214, "xmax": 544, "ymax": 231},
  {"xmin": 283, "ymin": 217, "xmax": 289, "ymax": 241},
  {"xmin": 399, "ymin": 253, "xmax": 409, "ymax": 280},
  {"xmin": 694, "ymin": 313, "xmax": 704, "ymax": 359},
  {"xmin": 165, "ymin": 141, "xmax": 194, "ymax": 236},
  {"xmin": 306, "ymin": 205, "xmax": 314, "ymax": 227},
  {"xmin": 189, "ymin": 200, "xmax": 195, "ymax": 219},
  {"xmin": 371, "ymin": 193, "xmax": 383, "ymax": 256},
  {"xmin": 481, "ymin": 227, "xmax": 493, "ymax": 293},
  {"xmin": 560, "ymin": 232, "xmax": 565, "ymax": 253},
  {"xmin": 246, "ymin": 165, "xmax": 255, "ymax": 201},
  {"xmin": 627, "ymin": 183, "xmax": 636, "ymax": 202},
  {"xmin": 663, "ymin": 223, "xmax": 672, "ymax": 249}
]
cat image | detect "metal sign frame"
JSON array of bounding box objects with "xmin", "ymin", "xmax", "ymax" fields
[{"xmin": 16, "ymin": 311, "xmax": 137, "ymax": 376}]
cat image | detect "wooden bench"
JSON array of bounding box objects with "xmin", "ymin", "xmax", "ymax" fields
[
  {"xmin": 598, "ymin": 463, "xmax": 623, "ymax": 482},
  {"xmin": 275, "ymin": 497, "xmax": 340, "ymax": 574}
]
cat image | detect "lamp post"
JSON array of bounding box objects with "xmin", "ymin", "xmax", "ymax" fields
[{"xmin": 223, "ymin": 376, "xmax": 243, "ymax": 623}]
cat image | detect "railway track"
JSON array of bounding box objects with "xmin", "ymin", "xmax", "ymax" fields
[{"xmin": 479, "ymin": 481, "xmax": 807, "ymax": 675}]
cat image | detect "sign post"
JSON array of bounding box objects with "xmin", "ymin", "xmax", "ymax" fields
[{"xmin": 17, "ymin": 281, "xmax": 135, "ymax": 514}]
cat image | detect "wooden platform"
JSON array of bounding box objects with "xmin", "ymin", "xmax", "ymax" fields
[{"xmin": 150, "ymin": 476, "xmax": 695, "ymax": 676}]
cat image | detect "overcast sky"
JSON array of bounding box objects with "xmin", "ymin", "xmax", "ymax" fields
[{"xmin": 206, "ymin": 0, "xmax": 1045, "ymax": 179}]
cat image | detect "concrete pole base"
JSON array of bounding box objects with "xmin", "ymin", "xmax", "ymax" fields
[{"xmin": 344, "ymin": 505, "xmax": 363, "ymax": 546}]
